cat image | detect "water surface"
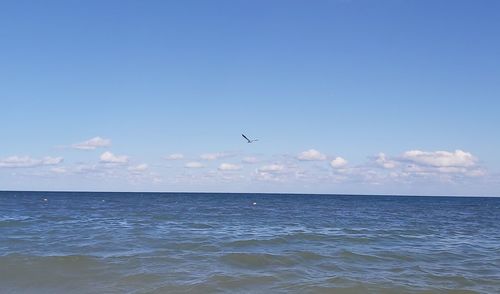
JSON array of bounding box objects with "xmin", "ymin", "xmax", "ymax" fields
[{"xmin": 1, "ymin": 192, "xmax": 499, "ymax": 293}]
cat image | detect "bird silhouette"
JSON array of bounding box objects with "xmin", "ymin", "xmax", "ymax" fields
[{"xmin": 242, "ymin": 134, "xmax": 259, "ymax": 143}]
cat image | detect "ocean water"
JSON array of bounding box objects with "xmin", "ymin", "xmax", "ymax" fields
[{"xmin": 0, "ymin": 192, "xmax": 499, "ymax": 294}]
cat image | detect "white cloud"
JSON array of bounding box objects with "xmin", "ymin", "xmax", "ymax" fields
[
  {"xmin": 402, "ymin": 150, "xmax": 476, "ymax": 167},
  {"xmin": 0, "ymin": 156, "xmax": 63, "ymax": 168},
  {"xmin": 128, "ymin": 163, "xmax": 148, "ymax": 173},
  {"xmin": 330, "ymin": 157, "xmax": 348, "ymax": 168},
  {"xmin": 165, "ymin": 153, "xmax": 184, "ymax": 160},
  {"xmin": 74, "ymin": 164, "xmax": 100, "ymax": 174},
  {"xmin": 185, "ymin": 161, "xmax": 204, "ymax": 168},
  {"xmin": 466, "ymin": 169, "xmax": 486, "ymax": 177},
  {"xmin": 51, "ymin": 167, "xmax": 67, "ymax": 174},
  {"xmin": 200, "ymin": 152, "xmax": 231, "ymax": 161},
  {"xmin": 255, "ymin": 164, "xmax": 296, "ymax": 182},
  {"xmin": 375, "ymin": 153, "xmax": 398, "ymax": 169},
  {"xmin": 218, "ymin": 163, "xmax": 241, "ymax": 171},
  {"xmin": 72, "ymin": 136, "xmax": 111, "ymax": 150},
  {"xmin": 41, "ymin": 157, "xmax": 64, "ymax": 165},
  {"xmin": 242, "ymin": 156, "xmax": 259, "ymax": 164},
  {"xmin": 367, "ymin": 149, "xmax": 485, "ymax": 184},
  {"xmin": 100, "ymin": 151, "xmax": 129, "ymax": 164},
  {"xmin": 258, "ymin": 164, "xmax": 285, "ymax": 173},
  {"xmin": 297, "ymin": 149, "xmax": 327, "ymax": 161}
]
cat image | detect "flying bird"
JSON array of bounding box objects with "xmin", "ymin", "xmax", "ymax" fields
[{"xmin": 242, "ymin": 134, "xmax": 258, "ymax": 143}]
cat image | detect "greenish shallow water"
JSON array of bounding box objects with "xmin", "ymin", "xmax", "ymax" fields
[{"xmin": 1, "ymin": 191, "xmax": 499, "ymax": 293}]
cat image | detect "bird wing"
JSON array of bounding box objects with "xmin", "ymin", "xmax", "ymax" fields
[{"xmin": 242, "ymin": 134, "xmax": 250, "ymax": 142}]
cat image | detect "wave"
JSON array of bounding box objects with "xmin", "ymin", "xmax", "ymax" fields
[
  {"xmin": 223, "ymin": 237, "xmax": 287, "ymax": 247},
  {"xmin": 168, "ymin": 242, "xmax": 220, "ymax": 252},
  {"xmin": 186, "ymin": 223, "xmax": 215, "ymax": 229},
  {"xmin": 0, "ymin": 216, "xmax": 32, "ymax": 228},
  {"xmin": 220, "ymin": 252, "xmax": 297, "ymax": 268},
  {"xmin": 207, "ymin": 273, "xmax": 279, "ymax": 289},
  {"xmin": 339, "ymin": 249, "xmax": 386, "ymax": 262},
  {"xmin": 293, "ymin": 250, "xmax": 327, "ymax": 261},
  {"xmin": 0, "ymin": 254, "xmax": 103, "ymax": 268}
]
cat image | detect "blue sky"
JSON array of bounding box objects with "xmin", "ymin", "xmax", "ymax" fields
[{"xmin": 1, "ymin": 0, "xmax": 499, "ymax": 195}]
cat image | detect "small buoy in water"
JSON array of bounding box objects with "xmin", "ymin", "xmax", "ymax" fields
[
  {"xmin": 253, "ymin": 202, "xmax": 257, "ymax": 205},
  {"xmin": 43, "ymin": 198, "xmax": 48, "ymax": 202}
]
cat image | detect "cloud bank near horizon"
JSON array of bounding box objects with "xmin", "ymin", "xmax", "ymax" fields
[
  {"xmin": 72, "ymin": 137, "xmax": 111, "ymax": 150},
  {"xmin": 0, "ymin": 138, "xmax": 495, "ymax": 195}
]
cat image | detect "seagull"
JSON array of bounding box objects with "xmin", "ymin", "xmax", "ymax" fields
[{"xmin": 242, "ymin": 134, "xmax": 259, "ymax": 143}]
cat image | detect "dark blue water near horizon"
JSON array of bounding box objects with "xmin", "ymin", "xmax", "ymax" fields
[{"xmin": 1, "ymin": 191, "xmax": 499, "ymax": 293}]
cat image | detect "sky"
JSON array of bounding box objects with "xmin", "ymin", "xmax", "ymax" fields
[{"xmin": 1, "ymin": 0, "xmax": 499, "ymax": 195}]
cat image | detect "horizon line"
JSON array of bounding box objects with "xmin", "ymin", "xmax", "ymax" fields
[{"xmin": 0, "ymin": 190, "xmax": 497, "ymax": 198}]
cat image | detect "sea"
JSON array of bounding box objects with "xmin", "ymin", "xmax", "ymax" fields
[{"xmin": 0, "ymin": 191, "xmax": 499, "ymax": 294}]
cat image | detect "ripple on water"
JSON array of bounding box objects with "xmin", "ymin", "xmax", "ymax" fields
[
  {"xmin": 339, "ymin": 249, "xmax": 386, "ymax": 263},
  {"xmin": 169, "ymin": 242, "xmax": 220, "ymax": 252},
  {"xmin": 0, "ymin": 216, "xmax": 32, "ymax": 228},
  {"xmin": 220, "ymin": 252, "xmax": 297, "ymax": 269},
  {"xmin": 223, "ymin": 237, "xmax": 287, "ymax": 248},
  {"xmin": 292, "ymin": 250, "xmax": 328, "ymax": 261},
  {"xmin": 377, "ymin": 250, "xmax": 417, "ymax": 262},
  {"xmin": 0, "ymin": 254, "xmax": 114, "ymax": 291},
  {"xmin": 187, "ymin": 223, "xmax": 216, "ymax": 229},
  {"xmin": 207, "ymin": 273, "xmax": 279, "ymax": 290}
]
